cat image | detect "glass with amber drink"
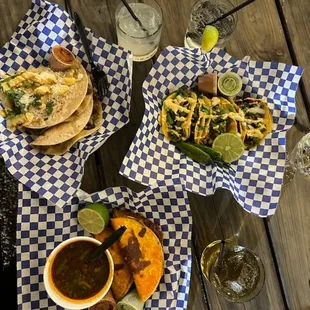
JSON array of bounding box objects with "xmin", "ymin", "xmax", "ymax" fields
[{"xmin": 201, "ymin": 240, "xmax": 265, "ymax": 302}]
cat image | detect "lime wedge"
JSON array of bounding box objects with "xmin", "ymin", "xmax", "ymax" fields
[
  {"xmin": 201, "ymin": 25, "xmax": 219, "ymax": 52},
  {"xmin": 212, "ymin": 133, "xmax": 245, "ymax": 163},
  {"xmin": 77, "ymin": 203, "xmax": 110, "ymax": 235}
]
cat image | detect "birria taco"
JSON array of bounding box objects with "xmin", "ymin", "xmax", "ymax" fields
[
  {"xmin": 111, "ymin": 217, "xmax": 164, "ymax": 302},
  {"xmin": 94, "ymin": 228, "xmax": 133, "ymax": 302},
  {"xmin": 0, "ymin": 62, "xmax": 88, "ymax": 130},
  {"xmin": 235, "ymin": 97, "xmax": 273, "ymax": 149}
]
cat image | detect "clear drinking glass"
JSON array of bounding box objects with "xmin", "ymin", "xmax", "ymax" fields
[
  {"xmin": 115, "ymin": 0, "xmax": 163, "ymax": 62},
  {"xmin": 283, "ymin": 132, "xmax": 310, "ymax": 185},
  {"xmin": 201, "ymin": 240, "xmax": 265, "ymax": 302},
  {"xmin": 184, "ymin": 0, "xmax": 238, "ymax": 49}
]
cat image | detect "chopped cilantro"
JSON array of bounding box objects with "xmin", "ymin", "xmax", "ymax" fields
[
  {"xmin": 4, "ymin": 89, "xmax": 26, "ymax": 115},
  {"xmin": 23, "ymin": 80, "xmax": 35, "ymax": 88},
  {"xmin": 31, "ymin": 94, "xmax": 41, "ymax": 107},
  {"xmin": 46, "ymin": 100, "xmax": 54, "ymax": 115}
]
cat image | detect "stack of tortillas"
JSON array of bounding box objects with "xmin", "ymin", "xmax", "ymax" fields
[
  {"xmin": 0, "ymin": 46, "xmax": 103, "ymax": 155},
  {"xmin": 31, "ymin": 79, "xmax": 103, "ymax": 155}
]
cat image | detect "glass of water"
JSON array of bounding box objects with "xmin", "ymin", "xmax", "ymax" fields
[
  {"xmin": 185, "ymin": 0, "xmax": 238, "ymax": 49},
  {"xmin": 201, "ymin": 240, "xmax": 265, "ymax": 302},
  {"xmin": 283, "ymin": 132, "xmax": 310, "ymax": 185},
  {"xmin": 115, "ymin": 0, "xmax": 163, "ymax": 62}
]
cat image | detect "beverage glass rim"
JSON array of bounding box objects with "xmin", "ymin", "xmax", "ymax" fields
[
  {"xmin": 200, "ymin": 242, "xmax": 265, "ymax": 303},
  {"xmin": 115, "ymin": 0, "xmax": 163, "ymax": 40},
  {"xmin": 191, "ymin": 0, "xmax": 238, "ymax": 24}
]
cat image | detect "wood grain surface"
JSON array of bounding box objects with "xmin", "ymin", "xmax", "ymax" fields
[
  {"xmin": 276, "ymin": 0, "xmax": 310, "ymax": 113},
  {"xmin": 0, "ymin": 0, "xmax": 309, "ymax": 309}
]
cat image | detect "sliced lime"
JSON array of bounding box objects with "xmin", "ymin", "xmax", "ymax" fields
[
  {"xmin": 212, "ymin": 133, "xmax": 245, "ymax": 163},
  {"xmin": 201, "ymin": 25, "xmax": 219, "ymax": 52},
  {"xmin": 77, "ymin": 203, "xmax": 110, "ymax": 235}
]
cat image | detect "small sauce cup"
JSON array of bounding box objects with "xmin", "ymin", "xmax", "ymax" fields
[
  {"xmin": 44, "ymin": 236, "xmax": 114, "ymax": 310},
  {"xmin": 50, "ymin": 45, "xmax": 76, "ymax": 71}
]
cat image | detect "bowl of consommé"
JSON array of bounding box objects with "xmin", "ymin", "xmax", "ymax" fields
[{"xmin": 44, "ymin": 236, "xmax": 114, "ymax": 309}]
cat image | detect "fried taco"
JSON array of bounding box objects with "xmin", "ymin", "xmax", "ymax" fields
[
  {"xmin": 110, "ymin": 217, "xmax": 164, "ymax": 302},
  {"xmin": 160, "ymin": 89, "xmax": 198, "ymax": 141},
  {"xmin": 31, "ymin": 93, "xmax": 93, "ymax": 146},
  {"xmin": 206, "ymin": 97, "xmax": 239, "ymax": 145},
  {"xmin": 0, "ymin": 62, "xmax": 88, "ymax": 130},
  {"xmin": 94, "ymin": 228, "xmax": 133, "ymax": 302},
  {"xmin": 112, "ymin": 209, "xmax": 163, "ymax": 243},
  {"xmin": 34, "ymin": 98, "xmax": 103, "ymax": 155},
  {"xmin": 235, "ymin": 97, "xmax": 273, "ymax": 149}
]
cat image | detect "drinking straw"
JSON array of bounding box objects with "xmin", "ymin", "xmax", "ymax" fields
[
  {"xmin": 120, "ymin": 0, "xmax": 150, "ymax": 35},
  {"xmin": 207, "ymin": 0, "xmax": 256, "ymax": 25},
  {"xmin": 215, "ymin": 240, "xmax": 226, "ymax": 274}
]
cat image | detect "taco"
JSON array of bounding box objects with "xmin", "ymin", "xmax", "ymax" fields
[
  {"xmin": 34, "ymin": 98, "xmax": 103, "ymax": 155},
  {"xmin": 193, "ymin": 95, "xmax": 212, "ymax": 144},
  {"xmin": 235, "ymin": 97, "xmax": 273, "ymax": 149},
  {"xmin": 110, "ymin": 217, "xmax": 164, "ymax": 302},
  {"xmin": 160, "ymin": 89, "xmax": 198, "ymax": 142},
  {"xmin": 112, "ymin": 208, "xmax": 163, "ymax": 243},
  {"xmin": 94, "ymin": 228, "xmax": 133, "ymax": 301},
  {"xmin": 31, "ymin": 93, "xmax": 93, "ymax": 146},
  {"xmin": 0, "ymin": 62, "xmax": 88, "ymax": 130},
  {"xmin": 206, "ymin": 97, "xmax": 239, "ymax": 145}
]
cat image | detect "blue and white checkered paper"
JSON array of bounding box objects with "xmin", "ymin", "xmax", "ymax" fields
[
  {"xmin": 17, "ymin": 178, "xmax": 192, "ymax": 310},
  {"xmin": 0, "ymin": 0, "xmax": 132, "ymax": 208},
  {"xmin": 120, "ymin": 47, "xmax": 304, "ymax": 217}
]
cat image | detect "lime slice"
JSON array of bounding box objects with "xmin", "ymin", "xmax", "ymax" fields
[
  {"xmin": 212, "ymin": 133, "xmax": 245, "ymax": 163},
  {"xmin": 201, "ymin": 25, "xmax": 219, "ymax": 52},
  {"xmin": 77, "ymin": 203, "xmax": 110, "ymax": 234}
]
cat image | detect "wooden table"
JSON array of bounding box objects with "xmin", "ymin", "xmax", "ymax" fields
[{"xmin": 0, "ymin": 0, "xmax": 309, "ymax": 309}]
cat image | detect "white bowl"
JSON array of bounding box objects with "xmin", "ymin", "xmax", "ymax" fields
[{"xmin": 44, "ymin": 236, "xmax": 114, "ymax": 309}]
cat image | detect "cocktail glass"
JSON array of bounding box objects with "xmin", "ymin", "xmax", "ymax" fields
[
  {"xmin": 201, "ymin": 240, "xmax": 265, "ymax": 302},
  {"xmin": 184, "ymin": 0, "xmax": 238, "ymax": 49},
  {"xmin": 115, "ymin": 0, "xmax": 163, "ymax": 62},
  {"xmin": 283, "ymin": 132, "xmax": 310, "ymax": 185}
]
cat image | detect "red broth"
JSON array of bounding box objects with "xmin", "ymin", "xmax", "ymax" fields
[{"xmin": 51, "ymin": 240, "xmax": 110, "ymax": 300}]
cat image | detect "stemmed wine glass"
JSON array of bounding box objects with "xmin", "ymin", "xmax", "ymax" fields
[{"xmin": 283, "ymin": 132, "xmax": 310, "ymax": 186}]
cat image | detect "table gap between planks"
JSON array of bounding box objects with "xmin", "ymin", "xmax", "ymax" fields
[{"xmin": 0, "ymin": 0, "xmax": 309, "ymax": 310}]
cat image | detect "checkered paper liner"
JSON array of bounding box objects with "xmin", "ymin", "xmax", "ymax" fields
[
  {"xmin": 120, "ymin": 47, "xmax": 304, "ymax": 217},
  {"xmin": 16, "ymin": 178, "xmax": 192, "ymax": 310},
  {"xmin": 0, "ymin": 0, "xmax": 132, "ymax": 208}
]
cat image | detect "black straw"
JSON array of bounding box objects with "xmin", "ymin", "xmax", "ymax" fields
[
  {"xmin": 120, "ymin": 0, "xmax": 150, "ymax": 35},
  {"xmin": 207, "ymin": 0, "xmax": 256, "ymax": 25},
  {"xmin": 85, "ymin": 226, "xmax": 126, "ymax": 264},
  {"xmin": 215, "ymin": 239, "xmax": 226, "ymax": 274}
]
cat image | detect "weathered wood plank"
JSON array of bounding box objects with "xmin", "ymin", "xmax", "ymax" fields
[{"xmin": 276, "ymin": 0, "xmax": 310, "ymax": 113}]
